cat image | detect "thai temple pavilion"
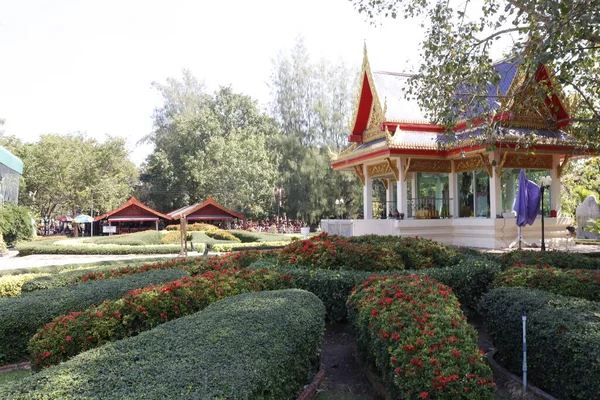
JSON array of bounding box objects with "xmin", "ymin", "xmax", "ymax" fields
[
  {"xmin": 167, "ymin": 196, "xmax": 245, "ymax": 228},
  {"xmin": 323, "ymin": 47, "xmax": 591, "ymax": 249},
  {"xmin": 94, "ymin": 196, "xmax": 170, "ymax": 233}
]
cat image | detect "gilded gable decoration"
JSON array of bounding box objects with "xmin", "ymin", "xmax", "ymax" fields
[
  {"xmin": 406, "ymin": 159, "xmax": 452, "ymax": 173},
  {"xmin": 503, "ymin": 153, "xmax": 553, "ymax": 170}
]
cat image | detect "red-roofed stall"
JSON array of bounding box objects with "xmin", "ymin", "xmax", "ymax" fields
[
  {"xmin": 94, "ymin": 196, "xmax": 170, "ymax": 234},
  {"xmin": 167, "ymin": 196, "xmax": 244, "ymax": 229}
]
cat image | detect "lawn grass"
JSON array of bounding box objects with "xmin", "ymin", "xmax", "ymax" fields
[{"xmin": 81, "ymin": 231, "xmax": 163, "ymax": 246}]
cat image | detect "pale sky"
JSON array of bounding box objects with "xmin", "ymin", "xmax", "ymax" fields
[{"xmin": 0, "ymin": 0, "xmax": 425, "ymax": 165}]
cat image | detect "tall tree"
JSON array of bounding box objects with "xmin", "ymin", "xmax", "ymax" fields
[
  {"xmin": 352, "ymin": 0, "xmax": 600, "ymax": 141},
  {"xmin": 139, "ymin": 72, "xmax": 280, "ymax": 218},
  {"xmin": 269, "ymin": 38, "xmax": 362, "ymax": 223}
]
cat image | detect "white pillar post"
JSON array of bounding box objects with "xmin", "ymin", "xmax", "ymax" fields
[
  {"xmin": 364, "ymin": 164, "xmax": 373, "ymax": 219},
  {"xmin": 449, "ymin": 161, "xmax": 457, "ymax": 218},
  {"xmin": 551, "ymin": 154, "xmax": 562, "ymax": 215},
  {"xmin": 386, "ymin": 180, "xmax": 393, "ymax": 217},
  {"xmin": 489, "ymin": 151, "xmax": 502, "ymax": 218},
  {"xmin": 397, "ymin": 159, "xmax": 407, "ymax": 215}
]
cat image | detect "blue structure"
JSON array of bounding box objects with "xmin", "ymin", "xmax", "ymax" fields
[{"xmin": 0, "ymin": 146, "xmax": 23, "ymax": 204}]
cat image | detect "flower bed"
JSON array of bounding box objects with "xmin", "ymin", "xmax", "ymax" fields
[
  {"xmin": 348, "ymin": 274, "xmax": 495, "ymax": 399},
  {"xmin": 348, "ymin": 235, "xmax": 462, "ymax": 269},
  {"xmin": 497, "ymin": 249, "xmax": 600, "ymax": 270},
  {"xmin": 497, "ymin": 265, "xmax": 600, "ymax": 301},
  {"xmin": 0, "ymin": 268, "xmax": 188, "ymax": 364},
  {"xmin": 29, "ymin": 268, "xmax": 291, "ymax": 369},
  {"xmin": 277, "ymin": 233, "xmax": 403, "ymax": 271},
  {"xmin": 1, "ymin": 290, "xmax": 325, "ymax": 400},
  {"xmin": 211, "ymin": 241, "xmax": 289, "ymax": 252},
  {"xmin": 480, "ymin": 287, "xmax": 600, "ymax": 399}
]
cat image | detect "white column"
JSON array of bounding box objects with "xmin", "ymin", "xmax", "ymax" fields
[
  {"xmin": 386, "ymin": 180, "xmax": 393, "ymax": 217},
  {"xmin": 551, "ymin": 154, "xmax": 562, "ymax": 215},
  {"xmin": 364, "ymin": 164, "xmax": 373, "ymax": 219},
  {"xmin": 449, "ymin": 161, "xmax": 457, "ymax": 218},
  {"xmin": 489, "ymin": 151, "xmax": 502, "ymax": 218},
  {"xmin": 397, "ymin": 159, "xmax": 407, "ymax": 214}
]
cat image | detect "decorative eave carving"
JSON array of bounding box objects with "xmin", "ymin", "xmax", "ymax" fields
[
  {"xmin": 403, "ymin": 158, "xmax": 411, "ymax": 182},
  {"xmin": 367, "ymin": 161, "xmax": 394, "ymax": 178},
  {"xmin": 381, "ymin": 179, "xmax": 389, "ymax": 190},
  {"xmin": 327, "ymin": 146, "xmax": 338, "ymax": 161},
  {"xmin": 557, "ymin": 154, "xmax": 571, "ymax": 177},
  {"xmin": 479, "ymin": 153, "xmax": 493, "ymax": 177},
  {"xmin": 354, "ymin": 164, "xmax": 366, "ymax": 185},
  {"xmin": 495, "ymin": 152, "xmax": 509, "ymax": 176},
  {"xmin": 385, "ymin": 157, "xmax": 399, "ymax": 181}
]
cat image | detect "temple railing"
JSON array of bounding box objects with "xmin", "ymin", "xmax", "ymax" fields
[{"xmin": 408, "ymin": 197, "xmax": 453, "ymax": 219}]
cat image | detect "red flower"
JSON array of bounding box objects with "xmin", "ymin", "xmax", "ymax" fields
[
  {"xmin": 452, "ymin": 349, "xmax": 462, "ymax": 358},
  {"xmin": 419, "ymin": 392, "xmax": 429, "ymax": 399},
  {"xmin": 65, "ymin": 336, "xmax": 71, "ymax": 342},
  {"xmin": 370, "ymin": 309, "xmax": 379, "ymax": 317}
]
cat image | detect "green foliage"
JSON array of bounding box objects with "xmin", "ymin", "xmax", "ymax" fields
[
  {"xmin": 183, "ymin": 250, "xmax": 269, "ymax": 276},
  {"xmin": 229, "ymin": 229, "xmax": 296, "ymax": 242},
  {"xmin": 497, "ymin": 249, "xmax": 600, "ymax": 270},
  {"xmin": 348, "ymin": 275, "xmax": 495, "ymax": 399},
  {"xmin": 348, "ymin": 235, "xmax": 462, "ymax": 269},
  {"xmin": 211, "ymin": 241, "xmax": 289, "ymax": 252},
  {"xmin": 28, "ymin": 268, "xmax": 290, "ymax": 369},
  {"xmin": 15, "ymin": 240, "xmax": 205, "ymax": 256},
  {"xmin": 0, "ymin": 268, "xmax": 188, "ymax": 364},
  {"xmin": 277, "ymin": 233, "xmax": 404, "ymax": 271},
  {"xmin": 480, "ymin": 287, "xmax": 600, "ymax": 399},
  {"xmin": 3, "ymin": 290, "xmax": 325, "ymax": 400},
  {"xmin": 0, "ymin": 204, "xmax": 34, "ymax": 246},
  {"xmin": 166, "ymin": 222, "xmax": 219, "ymax": 232},
  {"xmin": 204, "ymin": 229, "xmax": 241, "ymax": 242},
  {"xmin": 0, "ymin": 273, "xmax": 47, "ymax": 297},
  {"xmin": 561, "ymin": 158, "xmax": 600, "ymax": 217},
  {"xmin": 83, "ymin": 231, "xmax": 163, "ymax": 245},
  {"xmin": 139, "ymin": 74, "xmax": 279, "ymax": 219},
  {"xmin": 352, "ymin": 0, "xmax": 600, "ymax": 143},
  {"xmin": 12, "ymin": 133, "xmax": 137, "ymax": 221},
  {"xmin": 497, "ymin": 265, "xmax": 600, "ymax": 301}
]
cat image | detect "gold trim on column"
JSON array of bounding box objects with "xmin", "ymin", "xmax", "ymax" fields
[
  {"xmin": 382, "ymin": 179, "xmax": 389, "ymax": 190},
  {"xmin": 479, "ymin": 154, "xmax": 493, "ymax": 177},
  {"xmin": 557, "ymin": 154, "xmax": 571, "ymax": 178},
  {"xmin": 385, "ymin": 158, "xmax": 399, "ymax": 181},
  {"xmin": 495, "ymin": 152, "xmax": 509, "ymax": 176},
  {"xmin": 354, "ymin": 165, "xmax": 365, "ymax": 185},
  {"xmin": 403, "ymin": 158, "xmax": 411, "ymax": 182}
]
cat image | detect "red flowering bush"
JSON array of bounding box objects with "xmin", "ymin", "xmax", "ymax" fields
[
  {"xmin": 497, "ymin": 265, "xmax": 600, "ymax": 301},
  {"xmin": 28, "ymin": 268, "xmax": 291, "ymax": 369},
  {"xmin": 184, "ymin": 250, "xmax": 273, "ymax": 275},
  {"xmin": 347, "ymin": 274, "xmax": 495, "ymax": 399},
  {"xmin": 78, "ymin": 259, "xmax": 189, "ymax": 283},
  {"xmin": 277, "ymin": 233, "xmax": 402, "ymax": 271},
  {"xmin": 498, "ymin": 250, "xmax": 600, "ymax": 271},
  {"xmin": 349, "ymin": 235, "xmax": 461, "ymax": 269}
]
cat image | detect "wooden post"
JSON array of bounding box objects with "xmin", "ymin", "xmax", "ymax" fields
[{"xmin": 179, "ymin": 215, "xmax": 187, "ymax": 257}]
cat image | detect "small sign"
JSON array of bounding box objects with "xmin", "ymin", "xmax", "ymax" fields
[{"xmin": 103, "ymin": 226, "xmax": 117, "ymax": 233}]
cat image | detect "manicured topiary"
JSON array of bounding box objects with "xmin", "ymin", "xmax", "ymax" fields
[
  {"xmin": 2, "ymin": 290, "xmax": 326, "ymax": 400},
  {"xmin": 278, "ymin": 233, "xmax": 403, "ymax": 271},
  {"xmin": 348, "ymin": 274, "xmax": 495, "ymax": 399},
  {"xmin": 204, "ymin": 230, "xmax": 241, "ymax": 242},
  {"xmin": 480, "ymin": 287, "xmax": 600, "ymax": 399},
  {"xmin": 29, "ymin": 268, "xmax": 291, "ymax": 369},
  {"xmin": 497, "ymin": 249, "xmax": 600, "ymax": 270},
  {"xmin": 0, "ymin": 268, "xmax": 188, "ymax": 364},
  {"xmin": 496, "ymin": 265, "xmax": 600, "ymax": 301}
]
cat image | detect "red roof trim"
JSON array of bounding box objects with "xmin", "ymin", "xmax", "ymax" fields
[
  {"xmin": 94, "ymin": 196, "xmax": 170, "ymax": 222},
  {"xmin": 168, "ymin": 196, "xmax": 244, "ymax": 220}
]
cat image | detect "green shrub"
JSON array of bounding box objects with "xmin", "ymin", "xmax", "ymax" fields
[
  {"xmin": 29, "ymin": 268, "xmax": 290, "ymax": 368},
  {"xmin": 167, "ymin": 222, "xmax": 220, "ymax": 232},
  {"xmin": 0, "ymin": 232, "xmax": 7, "ymax": 254},
  {"xmin": 497, "ymin": 265, "xmax": 600, "ymax": 301},
  {"xmin": 3, "ymin": 290, "xmax": 325, "ymax": 400},
  {"xmin": 229, "ymin": 229, "xmax": 297, "ymax": 243},
  {"xmin": 422, "ymin": 259, "xmax": 501, "ymax": 312},
  {"xmin": 348, "ymin": 235, "xmax": 462, "ymax": 269},
  {"xmin": 0, "ymin": 273, "xmax": 48, "ymax": 297},
  {"xmin": 211, "ymin": 241, "xmax": 288, "ymax": 252},
  {"xmin": 278, "ymin": 233, "xmax": 403, "ymax": 271},
  {"xmin": 183, "ymin": 249, "xmax": 271, "ymax": 276},
  {"xmin": 204, "ymin": 230, "xmax": 241, "ymax": 242},
  {"xmin": 348, "ymin": 274, "xmax": 495, "ymax": 399},
  {"xmin": 480, "ymin": 287, "xmax": 600, "ymax": 399},
  {"xmin": 0, "ymin": 204, "xmax": 34, "ymax": 246},
  {"xmin": 0, "ymin": 268, "xmax": 188, "ymax": 364},
  {"xmin": 15, "ymin": 240, "xmax": 204, "ymax": 256},
  {"xmin": 82, "ymin": 231, "xmax": 163, "ymax": 246},
  {"xmin": 497, "ymin": 249, "xmax": 600, "ymax": 270}
]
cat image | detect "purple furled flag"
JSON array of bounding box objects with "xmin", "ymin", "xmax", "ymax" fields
[{"xmin": 514, "ymin": 169, "xmax": 541, "ymax": 227}]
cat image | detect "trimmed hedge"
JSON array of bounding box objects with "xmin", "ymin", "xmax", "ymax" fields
[
  {"xmin": 0, "ymin": 204, "xmax": 34, "ymax": 246},
  {"xmin": 0, "ymin": 273, "xmax": 49, "ymax": 297},
  {"xmin": 348, "ymin": 274, "xmax": 495, "ymax": 399},
  {"xmin": 0, "ymin": 268, "xmax": 188, "ymax": 364},
  {"xmin": 2, "ymin": 289, "xmax": 326, "ymax": 400},
  {"xmin": 82, "ymin": 231, "xmax": 163, "ymax": 246},
  {"xmin": 204, "ymin": 230, "xmax": 241, "ymax": 242},
  {"xmin": 29, "ymin": 268, "xmax": 291, "ymax": 369},
  {"xmin": 480, "ymin": 287, "xmax": 600, "ymax": 399},
  {"xmin": 229, "ymin": 229, "xmax": 297, "ymax": 243},
  {"xmin": 497, "ymin": 249, "xmax": 600, "ymax": 270},
  {"xmin": 497, "ymin": 265, "xmax": 600, "ymax": 301},
  {"xmin": 257, "ymin": 258, "xmax": 500, "ymax": 321},
  {"xmin": 212, "ymin": 241, "xmax": 288, "ymax": 252},
  {"xmin": 348, "ymin": 235, "xmax": 462, "ymax": 269},
  {"xmin": 15, "ymin": 241, "xmax": 205, "ymax": 256},
  {"xmin": 278, "ymin": 233, "xmax": 403, "ymax": 271}
]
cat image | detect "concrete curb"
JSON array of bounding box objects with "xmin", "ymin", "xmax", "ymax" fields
[{"xmin": 296, "ymin": 365, "xmax": 326, "ymax": 400}]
